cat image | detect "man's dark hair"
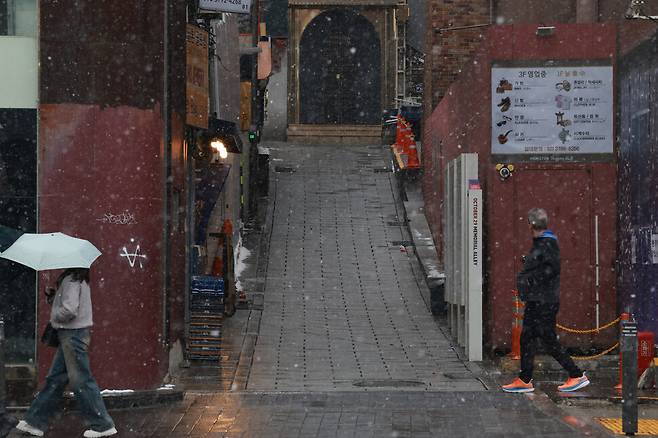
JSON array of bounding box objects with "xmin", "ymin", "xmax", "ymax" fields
[{"xmin": 528, "ymin": 208, "xmax": 548, "ymax": 230}]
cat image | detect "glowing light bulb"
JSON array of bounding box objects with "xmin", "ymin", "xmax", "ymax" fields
[{"xmin": 211, "ymin": 140, "xmax": 228, "ymax": 159}]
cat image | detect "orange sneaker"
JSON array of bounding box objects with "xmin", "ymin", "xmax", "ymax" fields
[
  {"xmin": 502, "ymin": 377, "xmax": 534, "ymax": 393},
  {"xmin": 558, "ymin": 373, "xmax": 590, "ymax": 392}
]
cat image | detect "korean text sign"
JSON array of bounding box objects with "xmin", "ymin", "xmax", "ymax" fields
[
  {"xmin": 491, "ymin": 65, "xmax": 613, "ymax": 160},
  {"xmin": 199, "ymin": 0, "xmax": 251, "ymax": 14}
]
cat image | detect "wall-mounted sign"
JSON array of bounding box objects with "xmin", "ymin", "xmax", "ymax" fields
[
  {"xmin": 491, "ymin": 64, "xmax": 613, "ymax": 162},
  {"xmin": 199, "ymin": 0, "xmax": 251, "ymax": 14},
  {"xmin": 186, "ymin": 24, "xmax": 209, "ymax": 129}
]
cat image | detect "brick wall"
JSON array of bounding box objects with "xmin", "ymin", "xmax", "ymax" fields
[
  {"xmin": 424, "ymin": 0, "xmax": 489, "ymax": 114},
  {"xmin": 424, "ymin": 0, "xmax": 657, "ymax": 116}
]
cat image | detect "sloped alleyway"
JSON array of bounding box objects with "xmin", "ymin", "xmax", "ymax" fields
[
  {"xmin": 5, "ymin": 143, "xmax": 609, "ymax": 437},
  {"xmin": 245, "ymin": 143, "xmax": 482, "ymax": 392}
]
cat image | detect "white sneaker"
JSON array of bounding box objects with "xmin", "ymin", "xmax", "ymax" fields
[
  {"xmin": 15, "ymin": 420, "xmax": 44, "ymax": 437},
  {"xmin": 83, "ymin": 426, "xmax": 118, "ymax": 437}
]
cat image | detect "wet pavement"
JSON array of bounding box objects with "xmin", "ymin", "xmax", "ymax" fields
[{"xmin": 6, "ymin": 143, "xmax": 615, "ymax": 437}]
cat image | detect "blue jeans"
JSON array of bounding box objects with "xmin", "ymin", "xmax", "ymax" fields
[{"xmin": 24, "ymin": 328, "xmax": 114, "ymax": 432}]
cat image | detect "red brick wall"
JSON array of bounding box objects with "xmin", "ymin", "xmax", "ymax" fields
[
  {"xmin": 424, "ymin": 0, "xmax": 656, "ymax": 114},
  {"xmin": 424, "ymin": 0, "xmax": 489, "ymax": 112},
  {"xmin": 422, "ymin": 24, "xmax": 619, "ymax": 352}
]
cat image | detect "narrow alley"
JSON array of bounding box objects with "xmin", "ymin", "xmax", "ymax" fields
[
  {"xmin": 246, "ymin": 143, "xmax": 482, "ymax": 392},
  {"xmin": 6, "ymin": 143, "xmax": 610, "ymax": 437}
]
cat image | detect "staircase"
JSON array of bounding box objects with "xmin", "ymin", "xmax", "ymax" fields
[{"xmin": 286, "ymin": 124, "xmax": 382, "ymax": 145}]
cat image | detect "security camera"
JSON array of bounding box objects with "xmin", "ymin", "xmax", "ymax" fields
[{"xmin": 495, "ymin": 163, "xmax": 514, "ymax": 180}]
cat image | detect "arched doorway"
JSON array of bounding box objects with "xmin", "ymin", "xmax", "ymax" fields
[{"xmin": 299, "ymin": 9, "xmax": 381, "ymax": 125}]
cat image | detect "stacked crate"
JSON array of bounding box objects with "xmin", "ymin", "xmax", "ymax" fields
[{"xmin": 187, "ymin": 275, "xmax": 225, "ymax": 360}]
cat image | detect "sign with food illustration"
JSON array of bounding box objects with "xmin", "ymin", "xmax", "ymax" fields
[{"xmin": 491, "ymin": 64, "xmax": 613, "ymax": 161}]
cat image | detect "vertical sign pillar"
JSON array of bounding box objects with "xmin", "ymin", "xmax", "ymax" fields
[
  {"xmin": 621, "ymin": 319, "xmax": 638, "ymax": 435},
  {"xmin": 467, "ymin": 182, "xmax": 483, "ymax": 361},
  {"xmin": 0, "ymin": 318, "xmax": 5, "ymax": 415}
]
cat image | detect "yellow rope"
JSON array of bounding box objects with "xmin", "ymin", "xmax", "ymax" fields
[
  {"xmin": 556, "ymin": 316, "xmax": 621, "ymax": 334},
  {"xmin": 571, "ymin": 342, "xmax": 620, "ymax": 360}
]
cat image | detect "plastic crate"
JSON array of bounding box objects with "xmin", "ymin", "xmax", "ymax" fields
[{"xmin": 191, "ymin": 275, "xmax": 225, "ymax": 296}]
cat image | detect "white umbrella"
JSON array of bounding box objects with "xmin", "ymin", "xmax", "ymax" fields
[{"xmin": 0, "ymin": 232, "xmax": 101, "ymax": 271}]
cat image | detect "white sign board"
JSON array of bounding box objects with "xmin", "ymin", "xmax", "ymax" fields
[
  {"xmin": 199, "ymin": 0, "xmax": 251, "ymax": 14},
  {"xmin": 467, "ymin": 187, "xmax": 483, "ymax": 361},
  {"xmin": 491, "ymin": 65, "xmax": 613, "ymax": 160}
]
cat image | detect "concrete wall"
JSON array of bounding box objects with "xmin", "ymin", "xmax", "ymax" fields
[
  {"xmin": 263, "ymin": 38, "xmax": 288, "ymax": 141},
  {"xmin": 37, "ymin": 0, "xmax": 189, "ymax": 389},
  {"xmin": 0, "ymin": 37, "xmax": 37, "ymax": 108},
  {"xmin": 422, "ymin": 23, "xmax": 618, "ymax": 352}
]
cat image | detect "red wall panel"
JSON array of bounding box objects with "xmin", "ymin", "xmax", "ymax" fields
[
  {"xmin": 422, "ymin": 23, "xmax": 618, "ymax": 352},
  {"xmin": 38, "ymin": 104, "xmax": 167, "ymax": 389}
]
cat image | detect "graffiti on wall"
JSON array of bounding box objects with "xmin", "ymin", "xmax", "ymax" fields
[
  {"xmin": 97, "ymin": 212, "xmax": 138, "ymax": 225},
  {"xmin": 120, "ymin": 238, "xmax": 147, "ymax": 269}
]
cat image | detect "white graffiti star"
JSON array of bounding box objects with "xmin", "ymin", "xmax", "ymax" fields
[{"xmin": 120, "ymin": 245, "xmax": 147, "ymax": 268}]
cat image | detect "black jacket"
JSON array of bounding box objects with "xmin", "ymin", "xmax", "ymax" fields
[{"xmin": 516, "ymin": 230, "xmax": 560, "ymax": 303}]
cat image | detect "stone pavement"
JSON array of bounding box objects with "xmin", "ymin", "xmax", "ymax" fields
[
  {"xmin": 6, "ymin": 143, "xmax": 614, "ymax": 437},
  {"xmin": 247, "ymin": 144, "xmax": 482, "ymax": 392}
]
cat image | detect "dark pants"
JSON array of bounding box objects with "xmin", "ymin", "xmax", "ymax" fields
[{"xmin": 519, "ymin": 302, "xmax": 582, "ymax": 383}]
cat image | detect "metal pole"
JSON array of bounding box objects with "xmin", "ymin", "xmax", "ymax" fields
[
  {"xmin": 621, "ymin": 318, "xmax": 638, "ymax": 435},
  {"xmin": 0, "ymin": 318, "xmax": 6, "ymax": 413},
  {"xmin": 248, "ymin": 0, "xmax": 260, "ymax": 219},
  {"xmin": 0, "ymin": 317, "xmax": 18, "ymax": 438},
  {"xmin": 595, "ymin": 214, "xmax": 600, "ymax": 330}
]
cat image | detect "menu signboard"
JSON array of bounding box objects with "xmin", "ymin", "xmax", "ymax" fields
[{"xmin": 491, "ymin": 65, "xmax": 613, "ymax": 161}]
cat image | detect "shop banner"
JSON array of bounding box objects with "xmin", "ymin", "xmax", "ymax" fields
[
  {"xmin": 491, "ymin": 65, "xmax": 613, "ymax": 161},
  {"xmin": 186, "ymin": 24, "xmax": 209, "ymax": 129},
  {"xmin": 199, "ymin": 0, "xmax": 251, "ymax": 14}
]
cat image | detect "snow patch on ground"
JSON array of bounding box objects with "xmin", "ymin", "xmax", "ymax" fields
[
  {"xmin": 234, "ymin": 235, "xmax": 252, "ymax": 292},
  {"xmin": 426, "ymin": 266, "xmax": 446, "ymax": 279},
  {"xmin": 100, "ymin": 389, "xmax": 135, "ymax": 396}
]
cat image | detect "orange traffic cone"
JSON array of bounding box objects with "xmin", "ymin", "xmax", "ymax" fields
[
  {"xmin": 406, "ymin": 135, "xmax": 421, "ymax": 169},
  {"xmin": 509, "ymin": 290, "xmax": 524, "ymax": 360},
  {"xmin": 222, "ymin": 218, "xmax": 233, "ymax": 235}
]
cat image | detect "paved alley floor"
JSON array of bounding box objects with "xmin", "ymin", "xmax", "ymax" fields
[
  {"xmin": 6, "ymin": 143, "xmax": 613, "ymax": 437},
  {"xmin": 247, "ymin": 144, "xmax": 482, "ymax": 392}
]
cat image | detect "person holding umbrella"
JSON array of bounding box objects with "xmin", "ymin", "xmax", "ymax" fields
[
  {"xmin": 15, "ymin": 268, "xmax": 116, "ymax": 437},
  {"xmin": 0, "ymin": 232, "xmax": 116, "ymax": 437}
]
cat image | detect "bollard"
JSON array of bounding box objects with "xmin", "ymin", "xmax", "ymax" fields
[
  {"xmin": 508, "ymin": 290, "xmax": 524, "ymax": 360},
  {"xmin": 621, "ymin": 319, "xmax": 638, "ymax": 436},
  {"xmin": 0, "ymin": 318, "xmax": 5, "ymax": 412},
  {"xmin": 0, "ymin": 317, "xmax": 18, "ymax": 438}
]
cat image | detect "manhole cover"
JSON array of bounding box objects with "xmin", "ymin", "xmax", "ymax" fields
[
  {"xmin": 390, "ymin": 240, "xmax": 414, "ymax": 247},
  {"xmin": 274, "ymin": 166, "xmax": 295, "ymax": 173},
  {"xmin": 352, "ymin": 379, "xmax": 424, "ymax": 388}
]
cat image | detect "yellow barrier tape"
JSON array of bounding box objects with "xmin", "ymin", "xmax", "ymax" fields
[
  {"xmin": 556, "ymin": 316, "xmax": 621, "ymax": 334},
  {"xmin": 571, "ymin": 342, "xmax": 619, "ymax": 360}
]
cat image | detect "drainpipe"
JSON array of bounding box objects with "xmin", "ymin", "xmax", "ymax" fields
[
  {"xmin": 247, "ymin": 0, "xmax": 261, "ymax": 220},
  {"xmin": 162, "ymin": 0, "xmax": 172, "ymax": 348},
  {"xmin": 577, "ymin": 0, "xmax": 599, "ymax": 23}
]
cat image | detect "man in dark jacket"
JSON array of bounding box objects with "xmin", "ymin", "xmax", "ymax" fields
[{"xmin": 502, "ymin": 208, "xmax": 590, "ymax": 393}]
